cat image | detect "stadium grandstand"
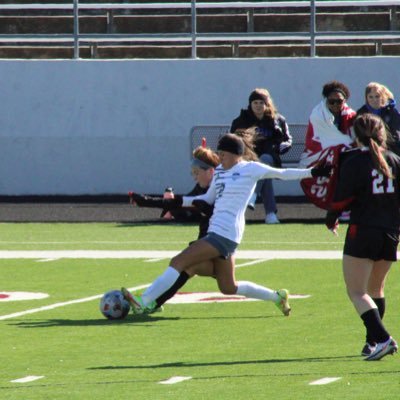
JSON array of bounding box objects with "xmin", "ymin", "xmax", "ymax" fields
[{"xmin": 0, "ymin": 1, "xmax": 399, "ymax": 59}]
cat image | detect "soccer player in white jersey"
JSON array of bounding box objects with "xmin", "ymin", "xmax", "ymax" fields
[{"xmin": 123, "ymin": 134, "xmax": 331, "ymax": 316}]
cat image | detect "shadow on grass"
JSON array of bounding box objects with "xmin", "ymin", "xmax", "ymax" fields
[
  {"xmin": 9, "ymin": 313, "xmax": 275, "ymax": 328},
  {"xmin": 88, "ymin": 354, "xmax": 377, "ymax": 372},
  {"xmin": 115, "ymin": 219, "xmax": 326, "ymax": 228},
  {"xmin": 2, "ymin": 368, "xmax": 400, "ymax": 393},
  {"xmin": 115, "ymin": 221, "xmax": 198, "ymax": 228},
  {"xmin": 7, "ymin": 315, "xmax": 179, "ymax": 328},
  {"xmin": 2, "ymin": 366, "xmax": 399, "ymax": 393}
]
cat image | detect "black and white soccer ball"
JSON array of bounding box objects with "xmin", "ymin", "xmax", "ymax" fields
[{"xmin": 99, "ymin": 290, "xmax": 131, "ymax": 320}]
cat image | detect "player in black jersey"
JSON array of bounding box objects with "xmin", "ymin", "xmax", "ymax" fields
[
  {"xmin": 128, "ymin": 145, "xmax": 219, "ymax": 309},
  {"xmin": 326, "ymin": 113, "xmax": 399, "ymax": 361}
]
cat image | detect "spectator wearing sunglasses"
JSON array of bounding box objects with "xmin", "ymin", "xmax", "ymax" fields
[
  {"xmin": 301, "ymin": 81, "xmax": 356, "ymax": 165},
  {"xmin": 299, "ymin": 81, "xmax": 356, "ymax": 210}
]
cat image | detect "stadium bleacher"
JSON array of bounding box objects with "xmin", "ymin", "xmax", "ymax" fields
[{"xmin": 0, "ymin": 1, "xmax": 399, "ymax": 58}]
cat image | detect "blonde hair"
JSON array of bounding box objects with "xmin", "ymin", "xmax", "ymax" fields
[
  {"xmin": 365, "ymin": 82, "xmax": 394, "ymax": 105},
  {"xmin": 192, "ymin": 146, "xmax": 220, "ymax": 168},
  {"xmin": 353, "ymin": 114, "xmax": 392, "ymax": 178}
]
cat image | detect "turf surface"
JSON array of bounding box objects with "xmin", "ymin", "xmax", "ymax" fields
[{"xmin": 0, "ymin": 223, "xmax": 398, "ymax": 399}]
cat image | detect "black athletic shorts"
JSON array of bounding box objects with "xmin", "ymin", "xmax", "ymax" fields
[{"xmin": 343, "ymin": 224, "xmax": 399, "ymax": 261}]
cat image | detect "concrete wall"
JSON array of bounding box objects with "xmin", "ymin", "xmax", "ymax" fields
[{"xmin": 0, "ymin": 57, "xmax": 399, "ymax": 195}]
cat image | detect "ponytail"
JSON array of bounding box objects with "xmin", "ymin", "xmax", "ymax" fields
[
  {"xmin": 354, "ymin": 114, "xmax": 392, "ymax": 179},
  {"xmin": 369, "ymin": 138, "xmax": 392, "ymax": 179},
  {"xmin": 233, "ymin": 128, "xmax": 259, "ymax": 161}
]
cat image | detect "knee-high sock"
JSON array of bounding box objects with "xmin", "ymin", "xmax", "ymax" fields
[
  {"xmin": 142, "ymin": 266, "xmax": 180, "ymax": 307},
  {"xmin": 155, "ymin": 271, "xmax": 190, "ymax": 308},
  {"xmin": 236, "ymin": 281, "xmax": 278, "ymax": 301},
  {"xmin": 366, "ymin": 298, "xmax": 386, "ymax": 344},
  {"xmin": 361, "ymin": 308, "xmax": 390, "ymax": 344},
  {"xmin": 372, "ymin": 297, "xmax": 386, "ymax": 319}
]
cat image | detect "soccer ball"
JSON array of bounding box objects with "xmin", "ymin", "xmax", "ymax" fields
[{"xmin": 99, "ymin": 290, "xmax": 131, "ymax": 320}]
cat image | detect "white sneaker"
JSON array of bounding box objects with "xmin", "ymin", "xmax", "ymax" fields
[
  {"xmin": 265, "ymin": 212, "xmax": 280, "ymax": 224},
  {"xmin": 247, "ymin": 192, "xmax": 257, "ymax": 211},
  {"xmin": 361, "ymin": 342, "xmax": 376, "ymax": 356}
]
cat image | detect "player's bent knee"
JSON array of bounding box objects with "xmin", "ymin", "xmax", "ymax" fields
[{"xmin": 219, "ymin": 285, "xmax": 237, "ymax": 295}]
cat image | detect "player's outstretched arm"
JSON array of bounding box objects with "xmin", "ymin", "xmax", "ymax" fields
[{"xmin": 128, "ymin": 191, "xmax": 183, "ymax": 209}]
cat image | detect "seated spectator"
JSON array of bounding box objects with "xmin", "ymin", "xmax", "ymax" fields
[
  {"xmin": 299, "ymin": 80, "xmax": 356, "ymax": 210},
  {"xmin": 230, "ymin": 88, "xmax": 292, "ymax": 224},
  {"xmin": 356, "ymin": 82, "xmax": 400, "ymax": 154}
]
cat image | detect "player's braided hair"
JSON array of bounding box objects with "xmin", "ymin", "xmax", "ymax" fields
[{"xmin": 353, "ymin": 114, "xmax": 392, "ymax": 179}]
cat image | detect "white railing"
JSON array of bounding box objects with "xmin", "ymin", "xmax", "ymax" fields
[
  {"xmin": 2, "ymin": 1, "xmax": 400, "ymax": 10},
  {"xmin": 0, "ymin": 1, "xmax": 399, "ymax": 59}
]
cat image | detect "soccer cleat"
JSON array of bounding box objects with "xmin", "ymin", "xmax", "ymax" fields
[
  {"xmin": 121, "ymin": 287, "xmax": 145, "ymax": 315},
  {"xmin": 144, "ymin": 302, "xmax": 164, "ymax": 314},
  {"xmin": 121, "ymin": 288, "xmax": 163, "ymax": 315},
  {"xmin": 364, "ymin": 337, "xmax": 398, "ymax": 361},
  {"xmin": 361, "ymin": 342, "xmax": 376, "ymax": 356},
  {"xmin": 275, "ymin": 289, "xmax": 291, "ymax": 316}
]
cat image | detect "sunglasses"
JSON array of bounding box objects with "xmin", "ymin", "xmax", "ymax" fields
[{"xmin": 327, "ymin": 98, "xmax": 345, "ymax": 105}]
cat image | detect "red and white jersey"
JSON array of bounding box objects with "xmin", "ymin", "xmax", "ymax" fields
[{"xmin": 183, "ymin": 161, "xmax": 312, "ymax": 243}]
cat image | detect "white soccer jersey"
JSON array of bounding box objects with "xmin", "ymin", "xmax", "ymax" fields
[{"xmin": 183, "ymin": 160, "xmax": 313, "ymax": 243}]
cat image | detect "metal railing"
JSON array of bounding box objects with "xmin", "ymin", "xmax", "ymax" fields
[
  {"xmin": 0, "ymin": 1, "xmax": 399, "ymax": 59},
  {"xmin": 190, "ymin": 124, "xmax": 308, "ymax": 165}
]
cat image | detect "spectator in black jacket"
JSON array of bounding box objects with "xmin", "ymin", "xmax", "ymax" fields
[
  {"xmin": 357, "ymin": 82, "xmax": 400, "ymax": 154},
  {"xmin": 230, "ymin": 88, "xmax": 292, "ymax": 224}
]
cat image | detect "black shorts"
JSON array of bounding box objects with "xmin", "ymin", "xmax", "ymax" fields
[{"xmin": 343, "ymin": 224, "xmax": 399, "ymax": 261}]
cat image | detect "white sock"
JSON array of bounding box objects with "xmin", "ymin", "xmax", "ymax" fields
[
  {"xmin": 142, "ymin": 266, "xmax": 180, "ymax": 306},
  {"xmin": 236, "ymin": 281, "xmax": 278, "ymax": 301}
]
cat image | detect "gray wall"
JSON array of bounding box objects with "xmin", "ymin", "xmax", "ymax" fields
[{"xmin": 0, "ymin": 57, "xmax": 399, "ymax": 195}]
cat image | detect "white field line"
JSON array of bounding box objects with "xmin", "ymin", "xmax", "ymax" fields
[
  {"xmin": 159, "ymin": 376, "xmax": 192, "ymax": 385},
  {"xmin": 0, "ymin": 250, "xmax": 341, "ymax": 321},
  {"xmin": 0, "ymin": 250, "xmax": 344, "ymax": 259},
  {"xmin": 309, "ymin": 377, "xmax": 342, "ymax": 385},
  {"xmin": 236, "ymin": 259, "xmax": 270, "ymax": 268},
  {"xmin": 0, "ymin": 284, "xmax": 149, "ymax": 321},
  {"xmin": 11, "ymin": 375, "xmax": 44, "ymax": 383}
]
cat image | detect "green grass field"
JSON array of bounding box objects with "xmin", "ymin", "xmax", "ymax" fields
[{"xmin": 0, "ymin": 222, "xmax": 399, "ymax": 399}]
